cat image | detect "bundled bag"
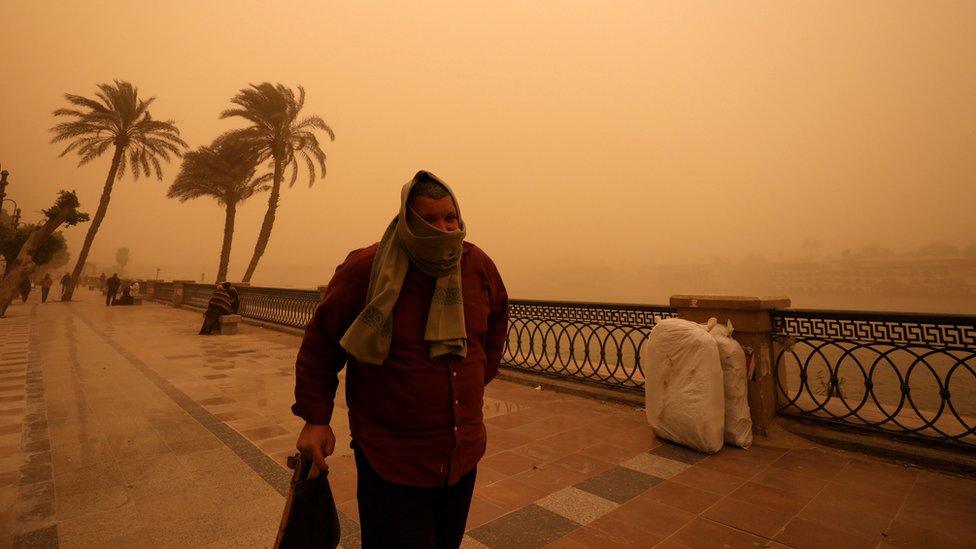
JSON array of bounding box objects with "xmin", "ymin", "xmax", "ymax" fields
[
  {"xmin": 705, "ymin": 318, "xmax": 753, "ymax": 448},
  {"xmin": 642, "ymin": 318, "xmax": 725, "ymax": 454},
  {"xmin": 274, "ymin": 453, "xmax": 341, "ymax": 549}
]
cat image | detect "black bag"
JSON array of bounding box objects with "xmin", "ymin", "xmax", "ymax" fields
[{"xmin": 274, "ymin": 453, "xmax": 341, "ymax": 549}]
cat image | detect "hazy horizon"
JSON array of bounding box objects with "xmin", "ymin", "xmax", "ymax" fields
[{"xmin": 2, "ymin": 1, "xmax": 974, "ymax": 311}]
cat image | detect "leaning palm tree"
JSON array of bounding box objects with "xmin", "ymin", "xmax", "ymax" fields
[
  {"xmin": 167, "ymin": 138, "xmax": 271, "ymax": 282},
  {"xmin": 50, "ymin": 80, "xmax": 186, "ymax": 300},
  {"xmin": 220, "ymin": 83, "xmax": 334, "ymax": 283}
]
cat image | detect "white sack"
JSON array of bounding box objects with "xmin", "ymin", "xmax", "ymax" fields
[
  {"xmin": 707, "ymin": 319, "xmax": 753, "ymax": 448},
  {"xmin": 642, "ymin": 318, "xmax": 725, "ymax": 454}
]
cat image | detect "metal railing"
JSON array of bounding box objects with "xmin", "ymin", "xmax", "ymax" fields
[
  {"xmin": 502, "ymin": 300, "xmax": 677, "ymax": 392},
  {"xmin": 237, "ymin": 286, "xmax": 320, "ymax": 329},
  {"xmin": 773, "ymin": 309, "xmax": 976, "ymax": 449},
  {"xmin": 153, "ymin": 282, "xmax": 174, "ymax": 303},
  {"xmin": 179, "ymin": 283, "xmax": 320, "ymax": 330}
]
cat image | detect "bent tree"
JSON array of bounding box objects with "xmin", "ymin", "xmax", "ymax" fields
[
  {"xmin": 50, "ymin": 80, "xmax": 186, "ymax": 300},
  {"xmin": 0, "ymin": 191, "xmax": 89, "ymax": 316},
  {"xmin": 220, "ymin": 83, "xmax": 334, "ymax": 283},
  {"xmin": 168, "ymin": 137, "xmax": 271, "ymax": 282}
]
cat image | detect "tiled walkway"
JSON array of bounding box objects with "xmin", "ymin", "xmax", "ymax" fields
[{"xmin": 1, "ymin": 290, "xmax": 974, "ymax": 548}]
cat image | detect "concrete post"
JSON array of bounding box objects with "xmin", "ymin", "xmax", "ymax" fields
[
  {"xmin": 146, "ymin": 281, "xmax": 156, "ymax": 300},
  {"xmin": 670, "ymin": 295, "xmax": 791, "ymax": 437}
]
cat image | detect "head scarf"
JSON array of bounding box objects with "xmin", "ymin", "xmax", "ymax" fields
[{"xmin": 340, "ymin": 171, "xmax": 467, "ymax": 365}]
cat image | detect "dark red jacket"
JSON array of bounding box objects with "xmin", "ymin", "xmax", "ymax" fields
[{"xmin": 292, "ymin": 242, "xmax": 509, "ymax": 487}]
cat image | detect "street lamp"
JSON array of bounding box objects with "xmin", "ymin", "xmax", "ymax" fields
[
  {"xmin": 1, "ymin": 197, "xmax": 20, "ymax": 228},
  {"xmin": 0, "ymin": 170, "xmax": 9, "ymax": 203},
  {"xmin": 0, "ymin": 169, "xmax": 21, "ymax": 228}
]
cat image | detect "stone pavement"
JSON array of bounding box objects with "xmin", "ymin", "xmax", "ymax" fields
[{"xmin": 1, "ymin": 289, "xmax": 974, "ymax": 548}]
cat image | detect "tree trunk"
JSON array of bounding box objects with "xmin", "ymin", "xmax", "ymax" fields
[
  {"xmin": 62, "ymin": 146, "xmax": 124, "ymax": 301},
  {"xmin": 0, "ymin": 212, "xmax": 72, "ymax": 316},
  {"xmin": 216, "ymin": 201, "xmax": 237, "ymax": 282},
  {"xmin": 241, "ymin": 157, "xmax": 283, "ymax": 283}
]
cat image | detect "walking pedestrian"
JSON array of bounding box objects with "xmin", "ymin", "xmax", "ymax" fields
[
  {"xmin": 40, "ymin": 273, "xmax": 53, "ymax": 303},
  {"xmin": 105, "ymin": 273, "xmax": 121, "ymax": 306},
  {"xmin": 293, "ymin": 170, "xmax": 509, "ymax": 548},
  {"xmin": 59, "ymin": 272, "xmax": 72, "ymax": 301},
  {"xmin": 19, "ymin": 277, "xmax": 32, "ymax": 303}
]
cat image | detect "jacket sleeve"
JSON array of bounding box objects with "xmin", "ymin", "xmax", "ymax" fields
[
  {"xmin": 291, "ymin": 256, "xmax": 364, "ymax": 425},
  {"xmin": 483, "ymin": 255, "xmax": 509, "ymax": 385}
]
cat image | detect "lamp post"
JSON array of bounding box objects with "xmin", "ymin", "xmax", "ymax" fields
[
  {"xmin": 0, "ymin": 170, "xmax": 21, "ymax": 228},
  {"xmin": 1, "ymin": 197, "xmax": 20, "ymax": 228},
  {"xmin": 0, "ymin": 170, "xmax": 9, "ymax": 203}
]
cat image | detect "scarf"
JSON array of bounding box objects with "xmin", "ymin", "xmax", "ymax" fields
[
  {"xmin": 209, "ymin": 287, "xmax": 234, "ymax": 315},
  {"xmin": 340, "ymin": 172, "xmax": 467, "ymax": 365}
]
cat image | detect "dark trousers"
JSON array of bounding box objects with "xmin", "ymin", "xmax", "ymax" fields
[
  {"xmin": 41, "ymin": 288, "xmax": 50, "ymax": 303},
  {"xmin": 354, "ymin": 447, "xmax": 476, "ymax": 549},
  {"xmin": 105, "ymin": 289, "xmax": 116, "ymax": 306}
]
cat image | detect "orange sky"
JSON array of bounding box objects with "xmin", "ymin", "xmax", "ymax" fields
[{"xmin": 1, "ymin": 1, "xmax": 974, "ymax": 303}]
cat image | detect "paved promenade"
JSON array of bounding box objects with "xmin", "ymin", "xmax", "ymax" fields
[{"xmin": 1, "ymin": 289, "xmax": 974, "ymax": 548}]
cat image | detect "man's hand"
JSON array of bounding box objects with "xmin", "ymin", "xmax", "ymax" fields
[{"xmin": 296, "ymin": 422, "xmax": 335, "ymax": 473}]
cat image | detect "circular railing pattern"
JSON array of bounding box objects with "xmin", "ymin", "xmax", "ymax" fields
[
  {"xmin": 502, "ymin": 300, "xmax": 676, "ymax": 392},
  {"xmin": 774, "ymin": 309, "xmax": 976, "ymax": 449},
  {"xmin": 238, "ymin": 287, "xmax": 320, "ymax": 329}
]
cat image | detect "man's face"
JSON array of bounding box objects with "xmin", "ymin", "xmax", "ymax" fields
[{"xmin": 411, "ymin": 196, "xmax": 460, "ymax": 232}]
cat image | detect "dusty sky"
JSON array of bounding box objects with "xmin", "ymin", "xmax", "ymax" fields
[{"xmin": 1, "ymin": 1, "xmax": 974, "ymax": 304}]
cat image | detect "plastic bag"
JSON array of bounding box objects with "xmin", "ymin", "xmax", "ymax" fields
[
  {"xmin": 706, "ymin": 319, "xmax": 753, "ymax": 448},
  {"xmin": 642, "ymin": 318, "xmax": 725, "ymax": 454}
]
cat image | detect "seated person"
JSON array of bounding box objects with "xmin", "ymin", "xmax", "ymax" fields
[
  {"xmin": 199, "ymin": 282, "xmax": 237, "ymax": 334},
  {"xmin": 114, "ymin": 285, "xmax": 135, "ymax": 306}
]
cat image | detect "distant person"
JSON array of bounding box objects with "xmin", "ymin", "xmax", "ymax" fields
[
  {"xmin": 105, "ymin": 273, "xmax": 121, "ymax": 306},
  {"xmin": 40, "ymin": 274, "xmax": 53, "ymax": 303},
  {"xmin": 225, "ymin": 282, "xmax": 239, "ymax": 313},
  {"xmin": 114, "ymin": 285, "xmax": 135, "ymax": 306},
  {"xmin": 293, "ymin": 171, "xmax": 509, "ymax": 548},
  {"xmin": 98, "ymin": 272, "xmax": 106, "ymax": 293},
  {"xmin": 199, "ymin": 282, "xmax": 238, "ymax": 335},
  {"xmin": 19, "ymin": 277, "xmax": 32, "ymax": 303},
  {"xmin": 59, "ymin": 272, "xmax": 72, "ymax": 301}
]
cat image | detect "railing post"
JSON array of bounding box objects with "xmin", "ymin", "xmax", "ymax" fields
[
  {"xmin": 670, "ymin": 295, "xmax": 791, "ymax": 437},
  {"xmin": 172, "ymin": 280, "xmax": 194, "ymax": 307}
]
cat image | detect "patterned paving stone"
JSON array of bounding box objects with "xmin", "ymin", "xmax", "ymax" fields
[
  {"xmin": 619, "ymin": 452, "xmax": 690, "ymax": 478},
  {"xmin": 535, "ymin": 486, "xmax": 618, "ymax": 525},
  {"xmin": 574, "ymin": 466, "xmax": 663, "ymax": 504},
  {"xmin": 468, "ymin": 504, "xmax": 579, "ymax": 548}
]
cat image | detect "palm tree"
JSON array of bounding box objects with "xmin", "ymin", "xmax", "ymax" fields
[
  {"xmin": 220, "ymin": 83, "xmax": 334, "ymax": 283},
  {"xmin": 167, "ymin": 138, "xmax": 271, "ymax": 282},
  {"xmin": 50, "ymin": 80, "xmax": 186, "ymax": 300}
]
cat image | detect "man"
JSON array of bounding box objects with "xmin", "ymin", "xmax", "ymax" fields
[
  {"xmin": 40, "ymin": 273, "xmax": 53, "ymax": 303},
  {"xmin": 105, "ymin": 273, "xmax": 121, "ymax": 306},
  {"xmin": 293, "ymin": 171, "xmax": 508, "ymax": 548},
  {"xmin": 98, "ymin": 272, "xmax": 106, "ymax": 293},
  {"xmin": 59, "ymin": 272, "xmax": 72, "ymax": 301},
  {"xmin": 19, "ymin": 277, "xmax": 31, "ymax": 303}
]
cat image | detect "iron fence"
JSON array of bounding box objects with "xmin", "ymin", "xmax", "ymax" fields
[
  {"xmin": 153, "ymin": 282, "xmax": 174, "ymax": 303},
  {"xmin": 177, "ymin": 284, "xmax": 319, "ymax": 330},
  {"xmin": 183, "ymin": 283, "xmax": 212, "ymax": 309},
  {"xmin": 237, "ymin": 286, "xmax": 320, "ymax": 329},
  {"xmin": 502, "ymin": 300, "xmax": 677, "ymax": 392},
  {"xmin": 773, "ymin": 309, "xmax": 976, "ymax": 449}
]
